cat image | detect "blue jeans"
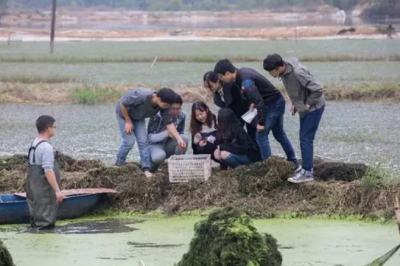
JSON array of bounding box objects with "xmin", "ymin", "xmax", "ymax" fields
[
  {"xmin": 222, "ymin": 153, "xmax": 251, "ymax": 168},
  {"xmin": 300, "ymin": 105, "xmax": 325, "ymax": 171},
  {"xmin": 116, "ymin": 115, "xmax": 150, "ymax": 170},
  {"xmin": 256, "ymin": 96, "xmax": 298, "ymax": 164}
]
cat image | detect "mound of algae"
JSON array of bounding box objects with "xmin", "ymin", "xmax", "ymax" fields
[
  {"xmin": 176, "ymin": 207, "xmax": 282, "ymax": 266},
  {"xmin": 0, "ymin": 240, "xmax": 14, "ymax": 266}
]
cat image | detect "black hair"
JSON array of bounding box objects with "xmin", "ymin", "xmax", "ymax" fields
[
  {"xmin": 190, "ymin": 101, "xmax": 213, "ymax": 135},
  {"xmin": 263, "ymin": 54, "xmax": 285, "ymax": 71},
  {"xmin": 173, "ymin": 94, "xmax": 183, "ymax": 105},
  {"xmin": 214, "ymin": 59, "xmax": 236, "ymax": 75},
  {"xmin": 157, "ymin": 88, "xmax": 177, "ymax": 104},
  {"xmin": 217, "ymin": 108, "xmax": 237, "ymax": 142},
  {"xmin": 203, "ymin": 71, "xmax": 219, "ymax": 83},
  {"xmin": 203, "ymin": 70, "xmax": 222, "ymax": 90},
  {"xmin": 36, "ymin": 115, "xmax": 56, "ymax": 133}
]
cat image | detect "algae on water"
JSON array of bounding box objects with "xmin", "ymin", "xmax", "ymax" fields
[
  {"xmin": 176, "ymin": 207, "xmax": 282, "ymax": 266},
  {"xmin": 0, "ymin": 240, "xmax": 14, "ymax": 266}
]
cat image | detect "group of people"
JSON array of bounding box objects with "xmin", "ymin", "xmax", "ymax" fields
[
  {"xmin": 27, "ymin": 53, "xmax": 325, "ymax": 230},
  {"xmin": 115, "ymin": 53, "xmax": 325, "ymax": 183}
]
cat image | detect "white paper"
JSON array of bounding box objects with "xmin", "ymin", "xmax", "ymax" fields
[{"xmin": 241, "ymin": 109, "xmax": 258, "ymax": 124}]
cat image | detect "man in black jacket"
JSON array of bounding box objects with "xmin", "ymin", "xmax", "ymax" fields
[
  {"xmin": 214, "ymin": 59, "xmax": 300, "ymax": 172},
  {"xmin": 203, "ymin": 71, "xmax": 257, "ymax": 142}
]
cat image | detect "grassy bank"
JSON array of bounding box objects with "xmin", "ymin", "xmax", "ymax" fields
[
  {"xmin": 1, "ymin": 82, "xmax": 399, "ymax": 104},
  {"xmin": 1, "ymin": 153, "xmax": 399, "ymax": 221},
  {"xmin": 1, "ymin": 54, "xmax": 400, "ymax": 64}
]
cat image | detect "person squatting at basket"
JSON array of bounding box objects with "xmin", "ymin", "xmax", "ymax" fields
[{"xmin": 147, "ymin": 94, "xmax": 189, "ymax": 170}]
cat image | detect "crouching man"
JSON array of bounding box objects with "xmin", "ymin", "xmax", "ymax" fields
[
  {"xmin": 148, "ymin": 94, "xmax": 189, "ymax": 170},
  {"xmin": 26, "ymin": 115, "xmax": 64, "ymax": 230}
]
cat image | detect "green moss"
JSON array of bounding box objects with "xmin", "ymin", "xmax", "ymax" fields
[
  {"xmin": 176, "ymin": 207, "xmax": 282, "ymax": 266},
  {"xmin": 0, "ymin": 240, "xmax": 14, "ymax": 266},
  {"xmin": 70, "ymin": 86, "xmax": 122, "ymax": 104}
]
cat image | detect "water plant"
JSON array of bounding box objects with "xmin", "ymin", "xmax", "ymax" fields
[{"xmin": 175, "ymin": 207, "xmax": 282, "ymax": 266}]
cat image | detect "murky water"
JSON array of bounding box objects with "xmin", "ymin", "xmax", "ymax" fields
[
  {"xmin": 1, "ymin": 218, "xmax": 399, "ymax": 266},
  {"xmin": 0, "ymin": 102, "xmax": 399, "ymax": 169}
]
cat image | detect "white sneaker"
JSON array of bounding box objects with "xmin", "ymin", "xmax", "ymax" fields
[
  {"xmin": 144, "ymin": 171, "xmax": 153, "ymax": 178},
  {"xmin": 288, "ymin": 169, "xmax": 314, "ymax": 184}
]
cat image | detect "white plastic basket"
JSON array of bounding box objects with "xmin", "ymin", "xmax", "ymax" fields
[{"xmin": 168, "ymin": 154, "xmax": 211, "ymax": 183}]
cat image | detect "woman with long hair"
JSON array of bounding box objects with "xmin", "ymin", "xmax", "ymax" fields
[
  {"xmin": 190, "ymin": 101, "xmax": 217, "ymax": 156},
  {"xmin": 214, "ymin": 108, "xmax": 259, "ymax": 168}
]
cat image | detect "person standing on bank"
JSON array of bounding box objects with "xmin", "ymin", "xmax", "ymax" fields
[
  {"xmin": 203, "ymin": 71, "xmax": 257, "ymax": 142},
  {"xmin": 26, "ymin": 115, "xmax": 64, "ymax": 230},
  {"xmin": 214, "ymin": 59, "xmax": 300, "ymax": 174},
  {"xmin": 115, "ymin": 88, "xmax": 187, "ymax": 178},
  {"xmin": 263, "ymin": 54, "xmax": 325, "ymax": 183}
]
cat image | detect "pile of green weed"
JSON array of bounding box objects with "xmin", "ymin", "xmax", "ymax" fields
[
  {"xmin": 176, "ymin": 207, "xmax": 282, "ymax": 266},
  {"xmin": 0, "ymin": 240, "xmax": 14, "ymax": 266}
]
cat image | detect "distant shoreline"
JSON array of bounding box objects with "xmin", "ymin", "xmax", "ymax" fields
[{"xmin": 0, "ymin": 25, "xmax": 398, "ymax": 42}]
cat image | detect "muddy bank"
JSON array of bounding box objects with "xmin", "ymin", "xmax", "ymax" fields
[
  {"xmin": 1, "ymin": 25, "xmax": 397, "ymax": 41},
  {"xmin": 1, "ymin": 152, "xmax": 399, "ymax": 221},
  {"xmin": 1, "ymin": 83, "xmax": 399, "ymax": 104}
]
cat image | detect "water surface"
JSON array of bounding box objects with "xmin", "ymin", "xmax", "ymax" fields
[
  {"xmin": 1, "ymin": 218, "xmax": 399, "ymax": 266},
  {"xmin": 0, "ymin": 102, "xmax": 399, "ymax": 170}
]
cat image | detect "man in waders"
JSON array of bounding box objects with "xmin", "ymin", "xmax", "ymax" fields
[{"xmin": 26, "ymin": 115, "xmax": 64, "ymax": 230}]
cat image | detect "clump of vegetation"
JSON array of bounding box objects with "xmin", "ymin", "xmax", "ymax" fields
[
  {"xmin": 0, "ymin": 240, "xmax": 14, "ymax": 266},
  {"xmin": 176, "ymin": 207, "xmax": 282, "ymax": 266},
  {"xmin": 324, "ymin": 83, "xmax": 400, "ymax": 102},
  {"xmin": 361, "ymin": 162, "xmax": 400, "ymax": 192},
  {"xmin": 70, "ymin": 86, "xmax": 122, "ymax": 104}
]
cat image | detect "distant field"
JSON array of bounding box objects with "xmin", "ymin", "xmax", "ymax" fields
[
  {"xmin": 0, "ymin": 39, "xmax": 399, "ymax": 104},
  {"xmin": 1, "ymin": 39, "xmax": 400, "ymax": 59},
  {"xmin": 1, "ymin": 61, "xmax": 399, "ymax": 87}
]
